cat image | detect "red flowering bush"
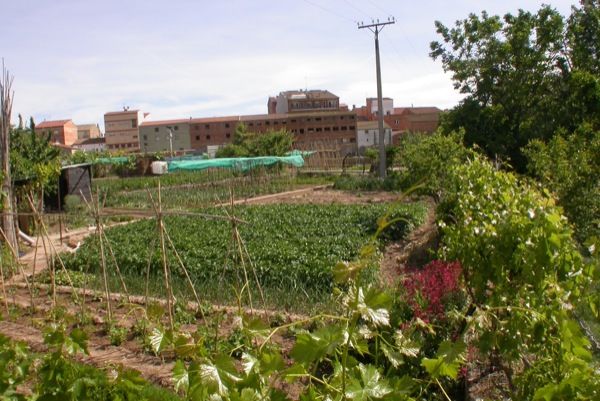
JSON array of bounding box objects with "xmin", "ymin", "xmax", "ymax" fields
[{"xmin": 402, "ymin": 260, "xmax": 464, "ymax": 324}]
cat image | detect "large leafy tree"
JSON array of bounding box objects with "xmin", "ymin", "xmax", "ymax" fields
[
  {"xmin": 431, "ymin": 1, "xmax": 600, "ymax": 172},
  {"xmin": 215, "ymin": 124, "xmax": 293, "ymax": 158},
  {"xmin": 10, "ymin": 116, "xmax": 61, "ymax": 193}
]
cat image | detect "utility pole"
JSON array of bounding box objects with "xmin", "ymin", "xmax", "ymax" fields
[
  {"xmin": 166, "ymin": 126, "xmax": 174, "ymax": 158},
  {"xmin": 358, "ymin": 17, "xmax": 395, "ymax": 178}
]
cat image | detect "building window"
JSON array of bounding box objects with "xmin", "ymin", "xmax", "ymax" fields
[
  {"xmin": 316, "ymin": 128, "xmax": 322, "ymax": 132},
  {"xmin": 265, "ymin": 121, "xmax": 270, "ymax": 125},
  {"xmin": 205, "ymin": 124, "xmax": 210, "ymax": 129},
  {"xmin": 299, "ymin": 129, "xmax": 304, "ymax": 134},
  {"xmin": 249, "ymin": 122, "xmax": 254, "ymax": 126},
  {"xmin": 226, "ymin": 133, "xmax": 231, "ymax": 138},
  {"xmin": 350, "ymin": 126, "xmax": 355, "ymax": 130},
  {"xmin": 195, "ymin": 135, "xmax": 200, "ymax": 140},
  {"xmin": 325, "ymin": 127, "xmax": 331, "ymax": 132},
  {"xmin": 290, "ymin": 119, "xmax": 296, "ymax": 123},
  {"xmin": 350, "ymin": 138, "xmax": 356, "ymax": 143},
  {"xmin": 225, "ymin": 123, "xmax": 230, "ymax": 128},
  {"xmin": 143, "ymin": 135, "xmax": 147, "ymax": 140},
  {"xmin": 195, "ymin": 125, "xmax": 199, "ymax": 130},
  {"xmin": 333, "ymin": 127, "xmax": 339, "ymax": 131},
  {"xmin": 206, "ymin": 135, "xmax": 211, "ymax": 140},
  {"xmin": 132, "ymin": 119, "xmax": 137, "ymax": 128},
  {"xmin": 155, "ymin": 127, "xmax": 159, "ymax": 132},
  {"xmin": 174, "ymin": 126, "xmax": 179, "ymax": 131}
]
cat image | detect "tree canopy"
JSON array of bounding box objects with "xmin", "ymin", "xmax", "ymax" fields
[
  {"xmin": 215, "ymin": 124, "xmax": 293, "ymax": 158},
  {"xmin": 431, "ymin": 0, "xmax": 600, "ymax": 172},
  {"xmin": 10, "ymin": 116, "xmax": 61, "ymax": 192}
]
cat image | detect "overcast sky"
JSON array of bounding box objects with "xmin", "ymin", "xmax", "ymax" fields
[{"xmin": 2, "ymin": 0, "xmax": 577, "ymax": 130}]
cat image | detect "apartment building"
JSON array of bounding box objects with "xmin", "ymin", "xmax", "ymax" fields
[
  {"xmin": 139, "ymin": 119, "xmax": 191, "ymax": 154},
  {"xmin": 36, "ymin": 119, "xmax": 78, "ymax": 146},
  {"xmin": 103, "ymin": 109, "xmax": 146, "ymax": 151},
  {"xmin": 189, "ymin": 109, "xmax": 357, "ymax": 153}
]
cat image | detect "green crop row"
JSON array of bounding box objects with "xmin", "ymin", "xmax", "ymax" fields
[{"xmin": 61, "ymin": 202, "xmax": 427, "ymax": 297}]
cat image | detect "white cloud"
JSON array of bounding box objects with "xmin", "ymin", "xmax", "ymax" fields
[{"xmin": 2, "ymin": 0, "xmax": 577, "ymax": 131}]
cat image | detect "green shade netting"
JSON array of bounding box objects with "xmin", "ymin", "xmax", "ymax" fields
[
  {"xmin": 167, "ymin": 155, "xmax": 305, "ymax": 172},
  {"xmin": 94, "ymin": 157, "xmax": 129, "ymax": 164}
]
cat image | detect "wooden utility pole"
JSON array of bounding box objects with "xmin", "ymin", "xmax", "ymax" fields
[
  {"xmin": 358, "ymin": 18, "xmax": 395, "ymax": 178},
  {"xmin": 0, "ymin": 61, "xmax": 18, "ymax": 252}
]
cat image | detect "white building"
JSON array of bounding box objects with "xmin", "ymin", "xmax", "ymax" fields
[
  {"xmin": 72, "ymin": 137, "xmax": 106, "ymax": 153},
  {"xmin": 356, "ymin": 121, "xmax": 392, "ymax": 151}
]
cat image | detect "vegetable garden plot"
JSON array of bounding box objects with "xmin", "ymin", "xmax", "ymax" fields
[{"xmin": 60, "ymin": 202, "xmax": 428, "ymax": 301}]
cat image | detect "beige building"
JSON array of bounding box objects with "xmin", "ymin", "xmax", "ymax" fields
[
  {"xmin": 76, "ymin": 124, "xmax": 103, "ymax": 140},
  {"xmin": 104, "ymin": 109, "xmax": 147, "ymax": 152}
]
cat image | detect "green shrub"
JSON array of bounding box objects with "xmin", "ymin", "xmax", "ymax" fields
[
  {"xmin": 438, "ymin": 155, "xmax": 599, "ymax": 398},
  {"xmin": 396, "ymin": 130, "xmax": 474, "ymax": 201},
  {"xmin": 525, "ymin": 126, "xmax": 600, "ymax": 244}
]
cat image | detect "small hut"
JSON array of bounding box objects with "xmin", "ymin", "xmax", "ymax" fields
[{"xmin": 45, "ymin": 163, "xmax": 93, "ymax": 211}]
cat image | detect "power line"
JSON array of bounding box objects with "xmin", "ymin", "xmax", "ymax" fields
[{"xmin": 300, "ymin": 0, "xmax": 358, "ymax": 23}]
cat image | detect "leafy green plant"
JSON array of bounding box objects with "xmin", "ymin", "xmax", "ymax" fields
[
  {"xmin": 525, "ymin": 126, "xmax": 600, "ymax": 243},
  {"xmin": 61, "ymin": 202, "xmax": 427, "ymax": 305},
  {"xmin": 108, "ymin": 324, "xmax": 128, "ymax": 347},
  {"xmin": 0, "ymin": 334, "xmax": 30, "ymax": 401},
  {"xmin": 438, "ymin": 154, "xmax": 599, "ymax": 398}
]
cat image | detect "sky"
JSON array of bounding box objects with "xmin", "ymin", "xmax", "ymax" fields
[{"xmin": 2, "ymin": 0, "xmax": 578, "ymax": 131}]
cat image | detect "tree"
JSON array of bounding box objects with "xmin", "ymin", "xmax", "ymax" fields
[
  {"xmin": 431, "ymin": 2, "xmax": 600, "ymax": 172},
  {"xmin": 524, "ymin": 126, "xmax": 600, "ymax": 243},
  {"xmin": 10, "ymin": 116, "xmax": 61, "ymax": 192},
  {"xmin": 215, "ymin": 124, "xmax": 293, "ymax": 158},
  {"xmin": 0, "ymin": 63, "xmax": 17, "ymax": 252}
]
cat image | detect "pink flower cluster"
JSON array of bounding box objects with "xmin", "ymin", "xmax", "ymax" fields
[{"xmin": 403, "ymin": 260, "xmax": 463, "ymax": 322}]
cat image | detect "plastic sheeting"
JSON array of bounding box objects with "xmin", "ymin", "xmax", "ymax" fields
[{"xmin": 168, "ymin": 155, "xmax": 305, "ymax": 172}]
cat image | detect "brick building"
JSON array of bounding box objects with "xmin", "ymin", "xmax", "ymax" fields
[
  {"xmin": 352, "ymin": 99, "xmax": 441, "ymax": 143},
  {"xmin": 36, "ymin": 119, "xmax": 78, "ymax": 146},
  {"xmin": 268, "ymin": 89, "xmax": 342, "ymax": 114},
  {"xmin": 189, "ymin": 110, "xmax": 357, "ymax": 153}
]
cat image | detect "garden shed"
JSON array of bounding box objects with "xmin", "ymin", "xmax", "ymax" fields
[{"xmin": 46, "ymin": 163, "xmax": 93, "ymax": 211}]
